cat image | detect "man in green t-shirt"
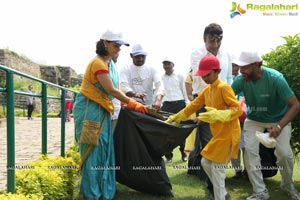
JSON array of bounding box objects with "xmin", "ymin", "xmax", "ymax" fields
[{"xmin": 231, "ymin": 51, "xmax": 300, "ymax": 200}]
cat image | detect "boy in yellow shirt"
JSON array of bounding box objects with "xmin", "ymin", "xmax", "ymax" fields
[{"xmin": 167, "ymin": 55, "xmax": 242, "ymax": 200}]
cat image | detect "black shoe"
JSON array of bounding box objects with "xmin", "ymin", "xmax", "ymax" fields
[
  {"xmin": 209, "ymin": 191, "xmax": 214, "ymax": 200},
  {"xmin": 243, "ymin": 170, "xmax": 248, "ymax": 178},
  {"xmin": 232, "ymin": 171, "xmax": 243, "ymax": 179},
  {"xmin": 181, "ymin": 152, "xmax": 188, "ymax": 162},
  {"xmin": 166, "ymin": 190, "xmax": 174, "ymax": 197},
  {"xmin": 225, "ymin": 193, "xmax": 231, "ymax": 200}
]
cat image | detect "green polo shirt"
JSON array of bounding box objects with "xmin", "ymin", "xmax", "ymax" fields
[{"xmin": 231, "ymin": 66, "xmax": 294, "ymax": 123}]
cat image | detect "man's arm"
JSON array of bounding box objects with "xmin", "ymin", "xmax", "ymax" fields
[
  {"xmin": 152, "ymin": 81, "xmax": 165, "ymax": 110},
  {"xmin": 269, "ymin": 95, "xmax": 300, "ymax": 138}
]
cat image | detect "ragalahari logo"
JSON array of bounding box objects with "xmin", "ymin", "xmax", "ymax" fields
[{"xmin": 230, "ymin": 2, "xmax": 246, "ymax": 18}]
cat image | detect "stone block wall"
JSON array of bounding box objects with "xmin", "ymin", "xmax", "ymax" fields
[
  {"xmin": 0, "ymin": 49, "xmax": 40, "ymax": 82},
  {"xmin": 0, "ymin": 49, "xmax": 82, "ymax": 87},
  {"xmin": 0, "ymin": 49, "xmax": 80, "ymax": 114}
]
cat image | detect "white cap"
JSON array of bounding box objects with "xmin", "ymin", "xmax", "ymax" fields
[
  {"xmin": 162, "ymin": 57, "xmax": 175, "ymax": 64},
  {"xmin": 100, "ymin": 30, "xmax": 129, "ymax": 46},
  {"xmin": 234, "ymin": 51, "xmax": 262, "ymax": 66},
  {"xmin": 255, "ymin": 131, "xmax": 276, "ymax": 148},
  {"xmin": 131, "ymin": 44, "xmax": 147, "ymax": 56}
]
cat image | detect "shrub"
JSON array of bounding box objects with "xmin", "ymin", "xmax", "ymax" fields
[
  {"xmin": 66, "ymin": 143, "xmax": 80, "ymax": 165},
  {"xmin": 0, "ymin": 193, "xmax": 43, "ymax": 200},
  {"xmin": 16, "ymin": 154, "xmax": 79, "ymax": 200},
  {"xmin": 262, "ymin": 34, "xmax": 300, "ymax": 154}
]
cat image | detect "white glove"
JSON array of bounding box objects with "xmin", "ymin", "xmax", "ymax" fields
[{"xmin": 255, "ymin": 131, "xmax": 276, "ymax": 148}]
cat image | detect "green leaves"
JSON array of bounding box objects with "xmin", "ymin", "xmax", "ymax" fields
[
  {"xmin": 15, "ymin": 148, "xmax": 79, "ymax": 200},
  {"xmin": 262, "ymin": 33, "xmax": 300, "ymax": 155}
]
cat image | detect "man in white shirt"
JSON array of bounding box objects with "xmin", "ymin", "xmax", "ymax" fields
[
  {"xmin": 161, "ymin": 57, "xmax": 189, "ymax": 163},
  {"xmin": 120, "ymin": 44, "xmax": 165, "ymax": 110},
  {"xmin": 188, "ymin": 23, "xmax": 233, "ymax": 200}
]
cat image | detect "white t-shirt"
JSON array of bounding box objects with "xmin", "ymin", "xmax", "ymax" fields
[
  {"xmin": 190, "ymin": 46, "xmax": 233, "ymax": 95},
  {"xmin": 119, "ymin": 63, "xmax": 165, "ymax": 106}
]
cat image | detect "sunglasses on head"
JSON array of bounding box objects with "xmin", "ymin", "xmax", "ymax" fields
[{"xmin": 207, "ymin": 34, "xmax": 223, "ymax": 42}]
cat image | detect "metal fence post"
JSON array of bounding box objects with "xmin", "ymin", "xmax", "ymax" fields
[
  {"xmin": 41, "ymin": 83, "xmax": 48, "ymax": 154},
  {"xmin": 6, "ymin": 71, "xmax": 15, "ymax": 193},
  {"xmin": 61, "ymin": 89, "xmax": 66, "ymax": 157}
]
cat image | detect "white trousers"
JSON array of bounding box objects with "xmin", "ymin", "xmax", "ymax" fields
[
  {"xmin": 201, "ymin": 157, "xmax": 227, "ymax": 200},
  {"xmin": 243, "ymin": 119, "xmax": 295, "ymax": 193}
]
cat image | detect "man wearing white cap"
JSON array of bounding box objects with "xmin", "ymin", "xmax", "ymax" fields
[
  {"xmin": 120, "ymin": 44, "xmax": 165, "ymax": 109},
  {"xmin": 161, "ymin": 57, "xmax": 189, "ymax": 163},
  {"xmin": 231, "ymin": 51, "xmax": 300, "ymax": 200}
]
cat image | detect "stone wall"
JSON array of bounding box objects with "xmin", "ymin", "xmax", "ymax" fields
[
  {"xmin": 0, "ymin": 49, "xmax": 80, "ymax": 114},
  {"xmin": 0, "ymin": 49, "xmax": 82, "ymax": 87},
  {"xmin": 0, "ymin": 49, "xmax": 40, "ymax": 81}
]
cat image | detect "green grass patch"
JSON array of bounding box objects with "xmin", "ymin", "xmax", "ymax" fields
[{"xmin": 113, "ymin": 147, "xmax": 300, "ymax": 200}]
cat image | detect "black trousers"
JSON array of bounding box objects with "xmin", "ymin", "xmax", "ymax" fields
[
  {"xmin": 27, "ymin": 104, "xmax": 34, "ymax": 118},
  {"xmin": 161, "ymin": 100, "xmax": 186, "ymax": 159},
  {"xmin": 193, "ymin": 95, "xmax": 214, "ymax": 195}
]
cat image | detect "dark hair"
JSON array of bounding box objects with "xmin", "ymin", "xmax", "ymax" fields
[
  {"xmin": 96, "ymin": 39, "xmax": 109, "ymax": 56},
  {"xmin": 203, "ymin": 23, "xmax": 223, "ymax": 39}
]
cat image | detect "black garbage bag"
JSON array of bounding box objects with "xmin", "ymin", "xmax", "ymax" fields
[
  {"xmin": 187, "ymin": 146, "xmax": 207, "ymax": 181},
  {"xmin": 114, "ymin": 107, "xmax": 196, "ymax": 196},
  {"xmin": 260, "ymin": 143, "xmax": 278, "ymax": 178}
]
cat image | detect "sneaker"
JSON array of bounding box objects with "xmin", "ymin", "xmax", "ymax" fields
[
  {"xmin": 246, "ymin": 189, "xmax": 269, "ymax": 200},
  {"xmin": 165, "ymin": 158, "xmax": 172, "ymax": 163},
  {"xmin": 281, "ymin": 186, "xmax": 300, "ymax": 199}
]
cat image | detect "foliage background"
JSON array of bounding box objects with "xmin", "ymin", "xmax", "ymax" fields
[{"xmin": 262, "ymin": 34, "xmax": 300, "ymax": 154}]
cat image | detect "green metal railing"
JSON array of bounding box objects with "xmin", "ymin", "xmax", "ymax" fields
[{"xmin": 0, "ymin": 64, "xmax": 78, "ymax": 193}]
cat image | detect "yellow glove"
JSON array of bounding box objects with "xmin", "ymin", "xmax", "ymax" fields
[
  {"xmin": 198, "ymin": 106, "xmax": 231, "ymax": 123},
  {"xmin": 166, "ymin": 109, "xmax": 188, "ymax": 125}
]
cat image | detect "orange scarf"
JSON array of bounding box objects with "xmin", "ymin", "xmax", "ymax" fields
[{"xmin": 80, "ymin": 78, "xmax": 114, "ymax": 113}]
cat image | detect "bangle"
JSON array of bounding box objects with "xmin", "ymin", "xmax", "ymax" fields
[{"xmin": 276, "ymin": 124, "xmax": 282, "ymax": 131}]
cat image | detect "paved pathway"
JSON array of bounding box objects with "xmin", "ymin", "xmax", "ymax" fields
[{"xmin": 0, "ymin": 117, "xmax": 75, "ymax": 190}]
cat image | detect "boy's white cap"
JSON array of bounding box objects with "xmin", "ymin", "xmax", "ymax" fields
[
  {"xmin": 234, "ymin": 51, "xmax": 262, "ymax": 66},
  {"xmin": 162, "ymin": 57, "xmax": 175, "ymax": 64},
  {"xmin": 131, "ymin": 44, "xmax": 148, "ymax": 56},
  {"xmin": 101, "ymin": 30, "xmax": 129, "ymax": 46},
  {"xmin": 255, "ymin": 131, "xmax": 276, "ymax": 148}
]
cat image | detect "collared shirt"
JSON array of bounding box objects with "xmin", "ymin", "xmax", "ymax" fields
[
  {"xmin": 119, "ymin": 63, "xmax": 165, "ymax": 106},
  {"xmin": 190, "ymin": 46, "xmax": 233, "ymax": 95},
  {"xmin": 162, "ymin": 72, "xmax": 188, "ymax": 103}
]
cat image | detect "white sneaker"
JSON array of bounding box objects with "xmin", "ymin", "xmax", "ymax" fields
[
  {"xmin": 281, "ymin": 186, "xmax": 300, "ymax": 200},
  {"xmin": 246, "ymin": 189, "xmax": 270, "ymax": 200}
]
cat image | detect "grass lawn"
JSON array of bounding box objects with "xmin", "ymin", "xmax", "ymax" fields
[{"xmin": 113, "ymin": 147, "xmax": 300, "ymax": 200}]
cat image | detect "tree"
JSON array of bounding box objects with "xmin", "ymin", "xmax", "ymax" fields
[{"xmin": 262, "ymin": 34, "xmax": 300, "ymax": 154}]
